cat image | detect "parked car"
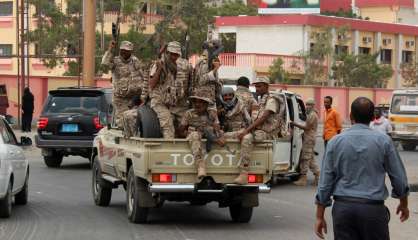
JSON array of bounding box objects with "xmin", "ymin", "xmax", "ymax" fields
[
  {"xmin": 0, "ymin": 116, "xmax": 32, "ymax": 218},
  {"xmin": 35, "ymin": 87, "xmax": 112, "ymax": 168}
]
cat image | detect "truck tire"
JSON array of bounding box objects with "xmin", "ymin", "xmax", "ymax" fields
[
  {"xmin": 15, "ymin": 172, "xmax": 29, "ymax": 205},
  {"xmin": 138, "ymin": 105, "xmax": 162, "ymax": 138},
  {"xmin": 126, "ymin": 167, "xmax": 149, "ymax": 223},
  {"xmin": 44, "ymin": 152, "xmax": 63, "ymax": 168},
  {"xmin": 92, "ymin": 157, "xmax": 112, "ymax": 207},
  {"xmin": 0, "ymin": 181, "xmax": 12, "ymax": 218},
  {"xmin": 402, "ymin": 143, "xmax": 416, "ymax": 151},
  {"xmin": 229, "ymin": 204, "xmax": 253, "ymax": 223}
]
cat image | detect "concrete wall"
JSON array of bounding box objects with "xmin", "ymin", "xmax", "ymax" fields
[
  {"xmin": 236, "ymin": 26, "xmax": 305, "ymax": 55},
  {"xmin": 360, "ymin": 6, "xmax": 397, "ymax": 23}
]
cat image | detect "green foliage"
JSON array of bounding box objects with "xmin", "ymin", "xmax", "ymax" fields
[
  {"xmin": 331, "ymin": 53, "xmax": 393, "ymax": 88},
  {"xmin": 268, "ymin": 57, "xmax": 290, "ymax": 84}
]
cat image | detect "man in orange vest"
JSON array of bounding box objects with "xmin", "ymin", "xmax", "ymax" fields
[{"xmin": 323, "ymin": 96, "xmax": 342, "ymax": 148}]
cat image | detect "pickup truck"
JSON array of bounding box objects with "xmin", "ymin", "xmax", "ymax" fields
[{"xmin": 91, "ymin": 89, "xmax": 305, "ymax": 223}]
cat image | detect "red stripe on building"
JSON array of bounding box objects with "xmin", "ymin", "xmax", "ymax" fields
[
  {"xmin": 215, "ymin": 14, "xmax": 418, "ymax": 36},
  {"xmin": 356, "ymin": 0, "xmax": 414, "ymax": 8}
]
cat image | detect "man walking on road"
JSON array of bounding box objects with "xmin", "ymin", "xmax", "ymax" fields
[
  {"xmin": 291, "ymin": 98, "xmax": 320, "ymax": 186},
  {"xmin": 315, "ymin": 97, "xmax": 410, "ymax": 240},
  {"xmin": 323, "ymin": 96, "xmax": 342, "ymax": 148}
]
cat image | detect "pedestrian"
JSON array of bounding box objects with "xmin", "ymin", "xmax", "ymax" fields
[
  {"xmin": 370, "ymin": 109, "xmax": 392, "ymax": 135},
  {"xmin": 235, "ymin": 76, "xmax": 257, "ymax": 114},
  {"xmin": 101, "ymin": 40, "xmax": 146, "ymax": 127},
  {"xmin": 315, "ymin": 97, "xmax": 410, "ymax": 240},
  {"xmin": 323, "ymin": 96, "xmax": 342, "ymax": 148},
  {"xmin": 22, "ymin": 87, "xmax": 34, "ymax": 132},
  {"xmin": 178, "ymin": 95, "xmax": 224, "ymax": 179},
  {"xmin": 290, "ymin": 98, "xmax": 320, "ymax": 186}
]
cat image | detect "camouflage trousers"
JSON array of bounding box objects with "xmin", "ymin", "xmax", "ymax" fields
[
  {"xmin": 113, "ymin": 95, "xmax": 131, "ymax": 127},
  {"xmin": 151, "ymin": 98, "xmax": 175, "ymax": 139},
  {"xmin": 122, "ymin": 108, "xmax": 140, "ymax": 138},
  {"xmin": 187, "ymin": 131, "xmax": 206, "ymax": 168},
  {"xmin": 299, "ymin": 145, "xmax": 319, "ymax": 176},
  {"xmin": 224, "ymin": 130, "xmax": 273, "ymax": 171}
]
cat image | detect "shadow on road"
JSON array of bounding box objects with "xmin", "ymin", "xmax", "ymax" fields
[{"xmin": 59, "ymin": 163, "xmax": 91, "ymax": 170}]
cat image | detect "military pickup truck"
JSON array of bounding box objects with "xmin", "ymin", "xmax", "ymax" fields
[{"xmin": 91, "ymin": 89, "xmax": 306, "ymax": 223}]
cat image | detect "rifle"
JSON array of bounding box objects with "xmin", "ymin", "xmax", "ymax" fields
[
  {"xmin": 203, "ymin": 128, "xmax": 236, "ymax": 155},
  {"xmin": 203, "ymin": 40, "xmax": 224, "ymax": 70},
  {"xmin": 111, "ymin": 8, "xmax": 121, "ymax": 55},
  {"xmin": 182, "ymin": 31, "xmax": 190, "ymax": 60}
]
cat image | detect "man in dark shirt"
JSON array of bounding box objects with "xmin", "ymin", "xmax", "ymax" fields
[{"xmin": 315, "ymin": 97, "xmax": 409, "ymax": 240}]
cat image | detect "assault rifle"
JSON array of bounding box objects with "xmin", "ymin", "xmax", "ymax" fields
[
  {"xmin": 111, "ymin": 12, "xmax": 121, "ymax": 55},
  {"xmin": 202, "ymin": 40, "xmax": 224, "ymax": 70}
]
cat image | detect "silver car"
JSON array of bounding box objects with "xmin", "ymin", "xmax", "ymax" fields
[{"xmin": 0, "ymin": 116, "xmax": 31, "ymax": 218}]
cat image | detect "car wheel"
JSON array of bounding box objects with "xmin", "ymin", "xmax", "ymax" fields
[
  {"xmin": 15, "ymin": 172, "xmax": 29, "ymax": 205},
  {"xmin": 138, "ymin": 105, "xmax": 162, "ymax": 138},
  {"xmin": 229, "ymin": 204, "xmax": 253, "ymax": 223},
  {"xmin": 92, "ymin": 157, "xmax": 112, "ymax": 207},
  {"xmin": 126, "ymin": 167, "xmax": 149, "ymax": 223},
  {"xmin": 44, "ymin": 152, "xmax": 63, "ymax": 168},
  {"xmin": 402, "ymin": 143, "xmax": 416, "ymax": 151},
  {"xmin": 0, "ymin": 181, "xmax": 12, "ymax": 218}
]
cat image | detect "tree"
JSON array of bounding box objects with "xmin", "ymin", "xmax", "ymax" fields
[
  {"xmin": 331, "ymin": 53, "xmax": 393, "ymax": 88},
  {"xmin": 268, "ymin": 57, "xmax": 290, "ymax": 84},
  {"xmin": 400, "ymin": 63, "xmax": 418, "ymax": 87}
]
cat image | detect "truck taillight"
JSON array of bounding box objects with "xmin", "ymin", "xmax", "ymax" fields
[
  {"xmin": 93, "ymin": 116, "xmax": 103, "ymax": 130},
  {"xmin": 248, "ymin": 174, "xmax": 263, "ymax": 184},
  {"xmin": 152, "ymin": 174, "xmax": 176, "ymax": 183},
  {"xmin": 37, "ymin": 117, "xmax": 48, "ymax": 130}
]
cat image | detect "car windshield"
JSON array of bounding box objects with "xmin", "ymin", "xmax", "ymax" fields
[
  {"xmin": 44, "ymin": 95, "xmax": 100, "ymax": 115},
  {"xmin": 391, "ymin": 94, "xmax": 418, "ymax": 114}
]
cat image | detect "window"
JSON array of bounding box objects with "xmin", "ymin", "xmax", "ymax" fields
[
  {"xmin": 0, "ymin": 120, "xmax": 16, "ymax": 145},
  {"xmin": 380, "ymin": 49, "xmax": 392, "ymax": 64},
  {"xmin": 43, "ymin": 95, "xmax": 100, "ymax": 114},
  {"xmin": 359, "ymin": 47, "xmax": 370, "ymax": 55},
  {"xmin": 402, "ymin": 51, "xmax": 413, "ymax": 64},
  {"xmin": 0, "ymin": 44, "xmax": 12, "ymax": 56},
  {"xmin": 335, "ymin": 45, "xmax": 348, "ymax": 56},
  {"xmin": 0, "ymin": 2, "xmax": 13, "ymax": 16}
]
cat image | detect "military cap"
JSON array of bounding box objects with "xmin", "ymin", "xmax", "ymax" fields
[
  {"xmin": 221, "ymin": 86, "xmax": 235, "ymax": 96},
  {"xmin": 237, "ymin": 76, "xmax": 250, "ymax": 87},
  {"xmin": 189, "ymin": 96, "xmax": 213, "ymax": 105},
  {"xmin": 120, "ymin": 41, "xmax": 134, "ymax": 51},
  {"xmin": 305, "ymin": 98, "xmax": 315, "ymax": 105},
  {"xmin": 167, "ymin": 41, "xmax": 182, "ymax": 55},
  {"xmin": 253, "ymin": 76, "xmax": 270, "ymax": 85}
]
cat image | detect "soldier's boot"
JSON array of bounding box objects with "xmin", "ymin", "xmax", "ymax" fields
[
  {"xmin": 197, "ymin": 159, "xmax": 207, "ymax": 179},
  {"xmin": 313, "ymin": 172, "xmax": 320, "ymax": 186},
  {"xmin": 293, "ymin": 175, "xmax": 308, "ymax": 186},
  {"xmin": 233, "ymin": 170, "xmax": 248, "ymax": 185}
]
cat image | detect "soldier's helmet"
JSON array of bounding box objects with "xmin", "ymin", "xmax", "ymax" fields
[
  {"xmin": 189, "ymin": 96, "xmax": 213, "ymax": 105},
  {"xmin": 120, "ymin": 41, "xmax": 134, "ymax": 51},
  {"xmin": 167, "ymin": 41, "xmax": 182, "ymax": 55},
  {"xmin": 252, "ymin": 76, "xmax": 270, "ymax": 85}
]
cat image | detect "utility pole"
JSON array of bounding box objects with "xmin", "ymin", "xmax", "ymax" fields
[{"xmin": 82, "ymin": 0, "xmax": 96, "ymax": 87}]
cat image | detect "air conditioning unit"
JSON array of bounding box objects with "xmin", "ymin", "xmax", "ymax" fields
[
  {"xmin": 367, "ymin": 37, "xmax": 372, "ymax": 43},
  {"xmin": 383, "ymin": 39, "xmax": 391, "ymax": 45},
  {"xmin": 338, "ymin": 34, "xmax": 345, "ymax": 41},
  {"xmin": 406, "ymin": 41, "xmax": 415, "ymax": 48}
]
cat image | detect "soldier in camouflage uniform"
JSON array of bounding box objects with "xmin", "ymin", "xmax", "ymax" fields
[
  {"xmin": 236, "ymin": 77, "xmax": 285, "ymax": 184},
  {"xmin": 149, "ymin": 41, "xmax": 193, "ymax": 138},
  {"xmin": 290, "ymin": 98, "xmax": 320, "ymax": 186},
  {"xmin": 235, "ymin": 76, "xmax": 257, "ymax": 114},
  {"xmin": 101, "ymin": 40, "xmax": 146, "ymax": 127},
  {"xmin": 178, "ymin": 96, "xmax": 224, "ymax": 179},
  {"xmin": 121, "ymin": 95, "xmax": 142, "ymax": 138}
]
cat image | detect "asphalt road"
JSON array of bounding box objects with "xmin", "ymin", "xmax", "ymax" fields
[{"xmin": 0, "ymin": 136, "xmax": 417, "ymax": 240}]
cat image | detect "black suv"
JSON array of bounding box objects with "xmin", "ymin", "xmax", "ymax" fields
[{"xmin": 35, "ymin": 87, "xmax": 112, "ymax": 168}]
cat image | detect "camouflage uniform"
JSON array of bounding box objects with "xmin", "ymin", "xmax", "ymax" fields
[
  {"xmin": 192, "ymin": 57, "xmax": 222, "ymax": 104},
  {"xmin": 180, "ymin": 105, "xmax": 220, "ymax": 178},
  {"xmin": 235, "ymin": 85, "xmax": 257, "ymax": 114},
  {"xmin": 101, "ymin": 41, "xmax": 146, "ymax": 127},
  {"xmin": 299, "ymin": 110, "xmax": 320, "ymax": 176},
  {"xmin": 122, "ymin": 107, "xmax": 140, "ymax": 138}
]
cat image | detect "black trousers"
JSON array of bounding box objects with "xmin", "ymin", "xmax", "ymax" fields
[
  {"xmin": 332, "ymin": 200, "xmax": 390, "ymax": 240},
  {"xmin": 22, "ymin": 112, "xmax": 33, "ymax": 132}
]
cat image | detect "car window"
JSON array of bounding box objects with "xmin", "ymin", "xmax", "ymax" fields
[
  {"xmin": 0, "ymin": 120, "xmax": 15, "ymax": 145},
  {"xmin": 3, "ymin": 120, "xmax": 17, "ymax": 145},
  {"xmin": 43, "ymin": 95, "xmax": 100, "ymax": 115},
  {"xmin": 296, "ymin": 98, "xmax": 307, "ymax": 121}
]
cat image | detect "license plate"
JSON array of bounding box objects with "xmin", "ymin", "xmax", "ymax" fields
[{"xmin": 61, "ymin": 124, "xmax": 79, "ymax": 133}]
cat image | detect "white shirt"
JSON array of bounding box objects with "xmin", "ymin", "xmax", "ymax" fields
[{"xmin": 370, "ymin": 117, "xmax": 392, "ymax": 134}]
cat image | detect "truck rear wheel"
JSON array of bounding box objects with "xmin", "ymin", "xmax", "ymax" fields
[
  {"xmin": 402, "ymin": 142, "xmax": 416, "ymax": 151},
  {"xmin": 44, "ymin": 151, "xmax": 63, "ymax": 168},
  {"xmin": 138, "ymin": 105, "xmax": 162, "ymax": 138},
  {"xmin": 126, "ymin": 167, "xmax": 149, "ymax": 223},
  {"xmin": 229, "ymin": 204, "xmax": 253, "ymax": 223},
  {"xmin": 92, "ymin": 157, "xmax": 112, "ymax": 206}
]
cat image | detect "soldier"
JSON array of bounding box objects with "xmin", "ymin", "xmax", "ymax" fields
[
  {"xmin": 178, "ymin": 95, "xmax": 224, "ymax": 179},
  {"xmin": 121, "ymin": 95, "xmax": 142, "ymax": 138},
  {"xmin": 291, "ymin": 98, "xmax": 320, "ymax": 186},
  {"xmin": 235, "ymin": 76, "xmax": 257, "ymax": 114},
  {"xmin": 192, "ymin": 46, "xmax": 222, "ymax": 105},
  {"xmin": 236, "ymin": 77, "xmax": 285, "ymax": 184},
  {"xmin": 101, "ymin": 40, "xmax": 146, "ymax": 127},
  {"xmin": 149, "ymin": 41, "xmax": 192, "ymax": 138}
]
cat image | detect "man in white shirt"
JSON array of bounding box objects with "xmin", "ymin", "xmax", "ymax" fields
[{"xmin": 370, "ymin": 109, "xmax": 392, "ymax": 135}]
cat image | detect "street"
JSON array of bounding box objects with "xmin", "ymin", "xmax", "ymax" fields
[{"xmin": 0, "ymin": 133, "xmax": 417, "ymax": 240}]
